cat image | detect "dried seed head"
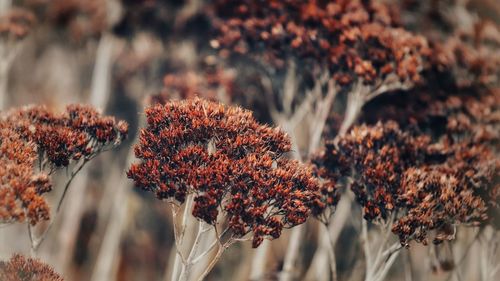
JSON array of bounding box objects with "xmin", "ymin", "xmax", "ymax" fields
[{"xmin": 128, "ymin": 98, "xmax": 322, "ymax": 247}]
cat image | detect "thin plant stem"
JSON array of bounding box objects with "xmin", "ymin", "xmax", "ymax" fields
[
  {"xmin": 323, "ymin": 223, "xmax": 338, "ymax": 281},
  {"xmin": 28, "ymin": 160, "xmax": 88, "ymax": 253}
]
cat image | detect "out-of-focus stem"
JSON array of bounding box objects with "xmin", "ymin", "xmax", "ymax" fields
[
  {"xmin": 304, "ymin": 192, "xmax": 353, "ymax": 281},
  {"xmin": 362, "ymin": 215, "xmax": 403, "ymax": 281},
  {"xmin": 279, "ymin": 223, "xmax": 306, "ymax": 281},
  {"xmin": 249, "ymin": 240, "xmax": 271, "ymax": 280},
  {"xmin": 324, "ymin": 223, "xmax": 338, "ymax": 281},
  {"xmin": 89, "ymin": 32, "xmax": 115, "ymax": 110},
  {"xmin": 0, "ymin": 0, "xmax": 12, "ymax": 14},
  {"xmin": 90, "ymin": 148, "xmax": 136, "ymax": 281},
  {"xmin": 54, "ymin": 32, "xmax": 116, "ymax": 274},
  {"xmin": 338, "ymin": 80, "xmax": 366, "ymax": 137}
]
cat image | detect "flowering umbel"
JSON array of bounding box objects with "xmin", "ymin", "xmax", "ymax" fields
[
  {"xmin": 0, "ymin": 254, "xmax": 64, "ymax": 281},
  {"xmin": 211, "ymin": 0, "xmax": 429, "ymax": 86},
  {"xmin": 0, "ymin": 104, "xmax": 128, "ymax": 225},
  {"xmin": 128, "ymin": 98, "xmax": 322, "ymax": 247},
  {"xmin": 317, "ymin": 118, "xmax": 499, "ymax": 246}
]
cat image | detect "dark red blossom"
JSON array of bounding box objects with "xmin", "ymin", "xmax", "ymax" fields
[
  {"xmin": 0, "ymin": 254, "xmax": 64, "ymax": 281},
  {"xmin": 128, "ymin": 98, "xmax": 322, "ymax": 247}
]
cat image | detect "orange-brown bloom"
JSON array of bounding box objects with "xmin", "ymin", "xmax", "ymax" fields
[
  {"xmin": 317, "ymin": 116, "xmax": 498, "ymax": 246},
  {"xmin": 128, "ymin": 98, "xmax": 322, "ymax": 247},
  {"xmin": 211, "ymin": 0, "xmax": 430, "ymax": 86},
  {"xmin": 0, "ymin": 104, "xmax": 128, "ymax": 225}
]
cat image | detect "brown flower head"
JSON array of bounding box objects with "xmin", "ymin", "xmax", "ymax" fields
[
  {"xmin": 128, "ymin": 98, "xmax": 321, "ymax": 247},
  {"xmin": 0, "ymin": 104, "xmax": 128, "ymax": 225},
  {"xmin": 318, "ymin": 118, "xmax": 498, "ymax": 246},
  {"xmin": 0, "ymin": 125, "xmax": 50, "ymax": 225},
  {"xmin": 211, "ymin": 0, "xmax": 430, "ymax": 87},
  {"xmin": 151, "ymin": 66, "xmax": 236, "ymax": 104},
  {"xmin": 0, "ymin": 254, "xmax": 64, "ymax": 281}
]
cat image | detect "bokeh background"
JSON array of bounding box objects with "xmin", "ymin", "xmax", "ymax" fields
[{"xmin": 0, "ymin": 0, "xmax": 499, "ymax": 281}]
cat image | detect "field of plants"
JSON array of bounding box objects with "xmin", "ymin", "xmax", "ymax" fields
[{"xmin": 0, "ymin": 1, "xmax": 499, "ymax": 281}]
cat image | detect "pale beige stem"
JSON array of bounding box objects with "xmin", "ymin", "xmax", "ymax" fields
[
  {"xmin": 279, "ymin": 224, "xmax": 306, "ymax": 281},
  {"xmin": 90, "ymin": 149, "xmax": 136, "ymax": 281},
  {"xmin": 249, "ymin": 240, "xmax": 271, "ymax": 280},
  {"xmin": 304, "ymin": 192, "xmax": 353, "ymax": 281},
  {"xmin": 53, "ymin": 31, "xmax": 117, "ymax": 274},
  {"xmin": 89, "ymin": 33, "xmax": 115, "ymax": 110}
]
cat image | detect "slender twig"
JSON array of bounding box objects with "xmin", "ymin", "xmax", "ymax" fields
[
  {"xmin": 28, "ymin": 160, "xmax": 88, "ymax": 252},
  {"xmin": 196, "ymin": 240, "xmax": 235, "ymax": 281},
  {"xmin": 279, "ymin": 224, "xmax": 306, "ymax": 281},
  {"xmin": 372, "ymin": 247, "xmax": 401, "ymax": 281},
  {"xmin": 323, "ymin": 223, "xmax": 338, "ymax": 281},
  {"xmin": 178, "ymin": 221, "xmax": 209, "ymax": 281},
  {"xmin": 362, "ymin": 218, "xmax": 373, "ymax": 279}
]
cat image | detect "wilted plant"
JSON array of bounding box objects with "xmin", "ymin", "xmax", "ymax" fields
[{"xmin": 128, "ymin": 98, "xmax": 323, "ymax": 280}]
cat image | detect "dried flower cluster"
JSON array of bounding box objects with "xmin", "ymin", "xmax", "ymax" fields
[
  {"xmin": 428, "ymin": 36, "xmax": 500, "ymax": 88},
  {"xmin": 0, "ymin": 254, "xmax": 64, "ymax": 281},
  {"xmin": 128, "ymin": 98, "xmax": 322, "ymax": 247},
  {"xmin": 24, "ymin": 0, "xmax": 107, "ymax": 41},
  {"xmin": 0, "ymin": 104, "xmax": 128, "ymax": 225},
  {"xmin": 151, "ymin": 66, "xmax": 235, "ymax": 104},
  {"xmin": 211, "ymin": 0, "xmax": 430, "ymax": 87},
  {"xmin": 318, "ymin": 117, "xmax": 500, "ymax": 245},
  {"xmin": 0, "ymin": 123, "xmax": 50, "ymax": 225}
]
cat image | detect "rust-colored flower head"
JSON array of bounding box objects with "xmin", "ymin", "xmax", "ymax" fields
[
  {"xmin": 211, "ymin": 0, "xmax": 430, "ymax": 87},
  {"xmin": 0, "ymin": 104, "xmax": 128, "ymax": 226},
  {"xmin": 128, "ymin": 98, "xmax": 322, "ymax": 247},
  {"xmin": 151, "ymin": 66, "xmax": 236, "ymax": 104},
  {"xmin": 0, "ymin": 254, "xmax": 64, "ymax": 281},
  {"xmin": 318, "ymin": 118, "xmax": 498, "ymax": 246},
  {"xmin": 0, "ymin": 125, "xmax": 50, "ymax": 225},
  {"xmin": 5, "ymin": 104, "xmax": 128, "ymax": 167}
]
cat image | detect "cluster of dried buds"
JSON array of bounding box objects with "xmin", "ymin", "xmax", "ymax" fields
[
  {"xmin": 151, "ymin": 66, "xmax": 236, "ymax": 104},
  {"xmin": 211, "ymin": 0, "xmax": 430, "ymax": 88},
  {"xmin": 0, "ymin": 254, "xmax": 63, "ymax": 281},
  {"xmin": 128, "ymin": 98, "xmax": 323, "ymax": 247},
  {"xmin": 318, "ymin": 84, "xmax": 499, "ymax": 245},
  {"xmin": 429, "ymin": 35, "xmax": 500, "ymax": 88},
  {"xmin": 0, "ymin": 122, "xmax": 51, "ymax": 225},
  {"xmin": 0, "ymin": 104, "xmax": 128, "ymax": 225}
]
